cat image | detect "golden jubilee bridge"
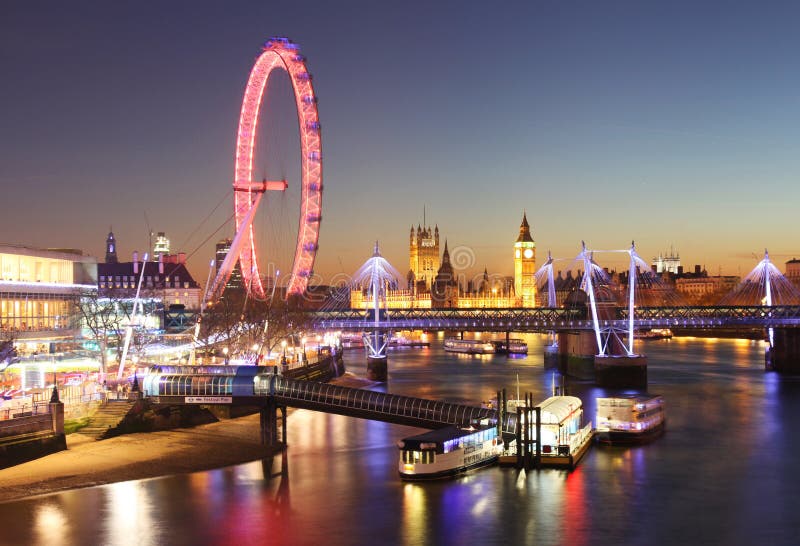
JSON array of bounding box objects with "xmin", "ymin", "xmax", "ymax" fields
[{"xmin": 308, "ymin": 305, "xmax": 800, "ymax": 332}]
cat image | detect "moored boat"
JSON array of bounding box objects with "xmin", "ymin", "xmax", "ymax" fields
[
  {"xmin": 497, "ymin": 395, "xmax": 594, "ymax": 469},
  {"xmin": 637, "ymin": 328, "xmax": 673, "ymax": 340},
  {"xmin": 595, "ymin": 395, "xmax": 665, "ymax": 445},
  {"xmin": 491, "ymin": 339, "xmax": 529, "ymax": 355},
  {"xmin": 444, "ymin": 338, "xmax": 495, "ymax": 354},
  {"xmin": 398, "ymin": 420, "xmax": 502, "ymax": 480}
]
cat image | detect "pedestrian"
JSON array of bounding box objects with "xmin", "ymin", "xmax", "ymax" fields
[{"xmin": 116, "ymin": 383, "xmax": 123, "ymax": 399}]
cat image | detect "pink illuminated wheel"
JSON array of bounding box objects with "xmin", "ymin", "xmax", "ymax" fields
[{"xmin": 234, "ymin": 37, "xmax": 322, "ymax": 299}]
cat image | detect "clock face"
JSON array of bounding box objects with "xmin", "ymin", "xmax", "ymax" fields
[
  {"xmin": 523, "ymin": 248, "xmax": 534, "ymax": 259},
  {"xmin": 515, "ymin": 250, "xmax": 521, "ymax": 258}
]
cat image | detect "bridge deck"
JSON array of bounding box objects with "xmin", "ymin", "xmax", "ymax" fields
[
  {"xmin": 143, "ymin": 367, "xmax": 516, "ymax": 431},
  {"xmin": 309, "ymin": 305, "xmax": 800, "ymax": 331}
]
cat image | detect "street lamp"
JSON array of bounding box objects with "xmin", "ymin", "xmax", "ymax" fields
[
  {"xmin": 222, "ymin": 347, "xmax": 229, "ymax": 365},
  {"xmin": 302, "ymin": 337, "xmax": 307, "ymax": 363},
  {"xmin": 281, "ymin": 340, "xmax": 287, "ymax": 367}
]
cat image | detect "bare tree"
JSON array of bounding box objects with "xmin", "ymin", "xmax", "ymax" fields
[
  {"xmin": 198, "ymin": 289, "xmax": 311, "ymax": 362},
  {"xmin": 0, "ymin": 331, "xmax": 17, "ymax": 371},
  {"xmin": 72, "ymin": 289, "xmax": 136, "ymax": 377}
]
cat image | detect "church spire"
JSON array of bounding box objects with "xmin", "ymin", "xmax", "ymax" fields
[{"xmin": 442, "ymin": 240, "xmax": 450, "ymax": 265}]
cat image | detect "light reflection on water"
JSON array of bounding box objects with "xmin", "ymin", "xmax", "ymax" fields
[{"xmin": 3, "ymin": 335, "xmax": 800, "ymax": 545}]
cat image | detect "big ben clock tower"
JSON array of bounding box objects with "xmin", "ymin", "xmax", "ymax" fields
[{"xmin": 514, "ymin": 212, "xmax": 536, "ymax": 307}]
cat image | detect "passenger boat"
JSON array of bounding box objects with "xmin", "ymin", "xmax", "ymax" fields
[
  {"xmin": 492, "ymin": 339, "xmax": 528, "ymax": 355},
  {"xmin": 637, "ymin": 328, "xmax": 673, "ymax": 340},
  {"xmin": 595, "ymin": 395, "xmax": 665, "ymax": 445},
  {"xmin": 443, "ymin": 338, "xmax": 495, "ymax": 354},
  {"xmin": 498, "ymin": 395, "xmax": 594, "ymax": 469},
  {"xmin": 397, "ymin": 420, "xmax": 503, "ymax": 480}
]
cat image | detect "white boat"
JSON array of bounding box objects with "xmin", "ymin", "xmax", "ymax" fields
[
  {"xmin": 637, "ymin": 328, "xmax": 673, "ymax": 340},
  {"xmin": 595, "ymin": 395, "xmax": 665, "ymax": 445},
  {"xmin": 488, "ymin": 338, "xmax": 529, "ymax": 354},
  {"xmin": 444, "ymin": 338, "xmax": 495, "ymax": 354},
  {"xmin": 498, "ymin": 395, "xmax": 594, "ymax": 469},
  {"xmin": 397, "ymin": 420, "xmax": 503, "ymax": 480}
]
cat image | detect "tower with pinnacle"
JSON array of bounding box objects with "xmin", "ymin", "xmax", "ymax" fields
[
  {"xmin": 514, "ymin": 212, "xmax": 536, "ymax": 307},
  {"xmin": 105, "ymin": 229, "xmax": 118, "ymax": 264},
  {"xmin": 432, "ymin": 240, "xmax": 458, "ymax": 308},
  {"xmin": 409, "ymin": 218, "xmax": 440, "ymax": 291}
]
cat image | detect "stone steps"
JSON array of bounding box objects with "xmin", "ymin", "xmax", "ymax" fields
[{"xmin": 78, "ymin": 401, "xmax": 136, "ymax": 440}]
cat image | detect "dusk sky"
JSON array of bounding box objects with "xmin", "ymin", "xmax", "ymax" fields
[{"xmin": 3, "ymin": 1, "xmax": 800, "ymax": 285}]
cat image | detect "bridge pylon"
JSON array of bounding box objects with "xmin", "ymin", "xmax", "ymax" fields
[
  {"xmin": 594, "ymin": 242, "xmax": 648, "ymax": 388},
  {"xmin": 352, "ymin": 242, "xmax": 403, "ymax": 382},
  {"xmin": 537, "ymin": 251, "xmax": 561, "ymax": 369}
]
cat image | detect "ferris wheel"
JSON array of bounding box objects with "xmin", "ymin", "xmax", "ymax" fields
[{"xmin": 211, "ymin": 37, "xmax": 322, "ymax": 301}]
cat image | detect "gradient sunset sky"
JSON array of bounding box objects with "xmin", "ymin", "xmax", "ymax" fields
[{"xmin": 2, "ymin": 1, "xmax": 799, "ymax": 284}]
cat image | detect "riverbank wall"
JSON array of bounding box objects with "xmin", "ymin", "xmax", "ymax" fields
[{"xmin": 0, "ymin": 402, "xmax": 66, "ymax": 469}]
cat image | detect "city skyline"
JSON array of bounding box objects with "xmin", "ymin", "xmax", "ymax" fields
[{"xmin": 3, "ymin": 1, "xmax": 800, "ymax": 286}]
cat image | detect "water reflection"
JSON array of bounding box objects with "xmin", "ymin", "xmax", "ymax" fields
[
  {"xmin": 5, "ymin": 336, "xmax": 800, "ymax": 544},
  {"xmin": 102, "ymin": 481, "xmax": 157, "ymax": 546},
  {"xmin": 35, "ymin": 502, "xmax": 69, "ymax": 546}
]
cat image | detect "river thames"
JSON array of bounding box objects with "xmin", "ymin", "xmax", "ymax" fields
[{"xmin": 1, "ymin": 334, "xmax": 799, "ymax": 546}]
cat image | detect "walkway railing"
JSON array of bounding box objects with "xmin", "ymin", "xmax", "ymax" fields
[
  {"xmin": 0, "ymin": 401, "xmax": 51, "ymax": 421},
  {"xmin": 309, "ymin": 305, "xmax": 800, "ymax": 331},
  {"xmin": 143, "ymin": 366, "xmax": 516, "ymax": 431},
  {"xmin": 257, "ymin": 375, "xmax": 505, "ymax": 429}
]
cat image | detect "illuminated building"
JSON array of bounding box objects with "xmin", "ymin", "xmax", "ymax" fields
[
  {"xmin": 105, "ymin": 230, "xmax": 118, "ymax": 264},
  {"xmin": 652, "ymin": 248, "xmax": 681, "ymax": 274},
  {"xmin": 674, "ymin": 267, "xmax": 739, "ymax": 304},
  {"xmin": 786, "ymin": 258, "xmax": 800, "ymax": 289},
  {"xmin": 215, "ymin": 238, "xmax": 243, "ymax": 290},
  {"xmin": 408, "ymin": 222, "xmax": 439, "ymax": 291},
  {"xmin": 0, "ymin": 244, "xmax": 97, "ymax": 339},
  {"xmin": 431, "ymin": 241, "xmax": 458, "ymax": 308},
  {"xmin": 153, "ymin": 232, "xmax": 170, "ymax": 258},
  {"xmin": 98, "ymin": 251, "xmax": 202, "ymax": 310},
  {"xmin": 513, "ymin": 212, "xmax": 536, "ymax": 307}
]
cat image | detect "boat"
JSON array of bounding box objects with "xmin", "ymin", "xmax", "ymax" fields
[
  {"xmin": 498, "ymin": 395, "xmax": 594, "ymax": 469},
  {"xmin": 443, "ymin": 338, "xmax": 495, "ymax": 354},
  {"xmin": 389, "ymin": 334, "xmax": 430, "ymax": 348},
  {"xmin": 339, "ymin": 333, "xmax": 364, "ymax": 348},
  {"xmin": 637, "ymin": 328, "xmax": 673, "ymax": 340},
  {"xmin": 491, "ymin": 338, "xmax": 528, "ymax": 355},
  {"xmin": 397, "ymin": 420, "xmax": 503, "ymax": 480},
  {"xmin": 595, "ymin": 395, "xmax": 665, "ymax": 445}
]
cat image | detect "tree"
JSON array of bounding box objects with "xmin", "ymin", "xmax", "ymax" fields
[
  {"xmin": 198, "ymin": 289, "xmax": 311, "ymax": 362},
  {"xmin": 72, "ymin": 289, "xmax": 159, "ymax": 377},
  {"xmin": 0, "ymin": 332, "xmax": 17, "ymax": 372}
]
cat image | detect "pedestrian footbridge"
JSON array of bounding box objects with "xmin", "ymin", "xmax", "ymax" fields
[{"xmin": 143, "ymin": 366, "xmax": 513, "ymax": 431}]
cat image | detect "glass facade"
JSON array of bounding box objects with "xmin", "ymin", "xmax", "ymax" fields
[{"xmin": 0, "ymin": 246, "xmax": 97, "ymax": 334}]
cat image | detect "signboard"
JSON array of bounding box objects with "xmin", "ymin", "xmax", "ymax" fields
[{"xmin": 185, "ymin": 396, "xmax": 233, "ymax": 404}]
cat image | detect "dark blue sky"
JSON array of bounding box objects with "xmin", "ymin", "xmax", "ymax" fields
[{"xmin": 2, "ymin": 1, "xmax": 800, "ymax": 282}]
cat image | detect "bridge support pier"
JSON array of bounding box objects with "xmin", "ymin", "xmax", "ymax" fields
[
  {"xmin": 367, "ymin": 356, "xmax": 388, "ymax": 382},
  {"xmin": 260, "ymin": 400, "xmax": 287, "ymax": 454},
  {"xmin": 559, "ymin": 331, "xmax": 596, "ymax": 379},
  {"xmin": 594, "ymin": 355, "xmax": 648, "ymax": 389},
  {"xmin": 767, "ymin": 329, "xmax": 800, "ymax": 374},
  {"xmin": 364, "ymin": 330, "xmax": 389, "ymax": 382},
  {"xmin": 543, "ymin": 342, "xmax": 560, "ymax": 369}
]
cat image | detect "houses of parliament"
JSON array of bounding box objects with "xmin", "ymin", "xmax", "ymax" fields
[{"xmin": 350, "ymin": 213, "xmax": 538, "ymax": 309}]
